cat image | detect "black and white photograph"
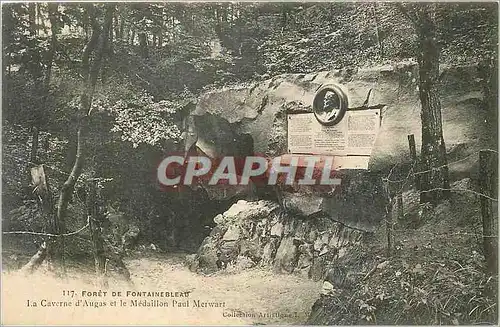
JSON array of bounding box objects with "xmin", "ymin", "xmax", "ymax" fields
[{"xmin": 1, "ymin": 1, "xmax": 498, "ymax": 325}]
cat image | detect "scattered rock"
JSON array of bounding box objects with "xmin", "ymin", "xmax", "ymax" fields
[
  {"xmin": 325, "ymin": 266, "xmax": 349, "ymax": 288},
  {"xmin": 235, "ymin": 256, "xmax": 256, "ymax": 270},
  {"xmin": 196, "ymin": 243, "xmax": 219, "ymax": 273},
  {"xmin": 239, "ymin": 239, "xmax": 262, "ymax": 262},
  {"xmin": 273, "ymin": 237, "xmax": 298, "ymax": 273},
  {"xmin": 214, "ymin": 214, "xmax": 224, "ymax": 224},
  {"xmin": 270, "ymin": 222, "xmax": 284, "ymax": 237},
  {"xmin": 296, "ymin": 244, "xmax": 314, "ymax": 269},
  {"xmin": 412, "ymin": 263, "xmax": 424, "ymax": 274},
  {"xmin": 283, "ymin": 221, "xmax": 296, "ymax": 236},
  {"xmin": 308, "ymin": 229, "xmax": 318, "ymax": 243},
  {"xmin": 314, "ymin": 236, "xmax": 326, "ymax": 252},
  {"xmin": 262, "ymin": 238, "xmax": 279, "ymax": 265},
  {"xmin": 321, "ymin": 281, "xmax": 335, "ymax": 295},
  {"xmin": 293, "ymin": 221, "xmax": 309, "ymax": 242},
  {"xmin": 209, "ymin": 225, "xmax": 227, "ymax": 239},
  {"xmin": 377, "ymin": 260, "xmax": 389, "ymax": 270},
  {"xmin": 223, "ymin": 200, "xmax": 279, "ymax": 222},
  {"xmin": 185, "ymin": 254, "xmax": 198, "ymax": 271},
  {"xmin": 319, "ymin": 246, "xmax": 329, "ymax": 257},
  {"xmin": 219, "ymin": 240, "xmax": 239, "ymax": 264},
  {"xmin": 283, "ymin": 193, "xmax": 323, "ymax": 217},
  {"xmin": 222, "ymin": 226, "xmax": 241, "ymax": 241}
]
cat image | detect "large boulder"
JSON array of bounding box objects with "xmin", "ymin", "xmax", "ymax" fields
[{"xmin": 273, "ymin": 237, "xmax": 298, "ymax": 273}]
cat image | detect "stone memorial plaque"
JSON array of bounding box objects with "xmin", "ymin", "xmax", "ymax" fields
[{"xmin": 287, "ymin": 109, "xmax": 381, "ymax": 157}]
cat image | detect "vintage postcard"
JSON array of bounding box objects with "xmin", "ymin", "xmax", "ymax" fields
[{"xmin": 1, "ymin": 2, "xmax": 498, "ymax": 325}]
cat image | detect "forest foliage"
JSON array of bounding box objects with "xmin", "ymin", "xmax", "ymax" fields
[{"xmin": 2, "ymin": 2, "xmax": 498, "ymax": 248}]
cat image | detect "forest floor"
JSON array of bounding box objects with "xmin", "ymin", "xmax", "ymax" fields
[
  {"xmin": 2, "ymin": 180, "xmax": 496, "ymax": 325},
  {"xmin": 1, "ymin": 250, "xmax": 322, "ymax": 325},
  {"xmin": 307, "ymin": 180, "xmax": 498, "ymax": 325}
]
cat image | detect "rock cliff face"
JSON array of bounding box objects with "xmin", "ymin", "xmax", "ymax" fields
[
  {"xmin": 190, "ymin": 63, "xmax": 489, "ymax": 169},
  {"xmin": 187, "ymin": 63, "xmax": 490, "ymax": 276}
]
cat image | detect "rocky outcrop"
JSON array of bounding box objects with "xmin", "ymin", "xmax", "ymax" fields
[
  {"xmin": 187, "ymin": 64, "xmax": 490, "ymax": 232},
  {"xmin": 191, "ymin": 64, "xmax": 490, "ymax": 168},
  {"xmin": 188, "ymin": 200, "xmax": 365, "ymax": 280}
]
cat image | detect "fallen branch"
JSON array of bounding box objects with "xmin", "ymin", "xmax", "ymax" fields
[{"xmin": 363, "ymin": 264, "xmax": 378, "ymax": 281}]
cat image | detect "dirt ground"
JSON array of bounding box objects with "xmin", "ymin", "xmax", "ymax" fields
[{"xmin": 1, "ymin": 252, "xmax": 322, "ymax": 325}]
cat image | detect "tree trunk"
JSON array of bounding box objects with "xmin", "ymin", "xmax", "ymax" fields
[
  {"xmin": 122, "ymin": 21, "xmax": 128, "ymax": 43},
  {"xmin": 158, "ymin": 6, "xmax": 165, "ymax": 47},
  {"xmin": 479, "ymin": 150, "xmax": 498, "ymax": 275},
  {"xmin": 55, "ymin": 4, "xmax": 114, "ymax": 273},
  {"xmin": 87, "ymin": 180, "xmax": 108, "ymax": 287},
  {"xmin": 82, "ymin": 7, "xmax": 90, "ymax": 42},
  {"xmin": 118, "ymin": 9, "xmax": 124, "ymax": 41},
  {"xmin": 30, "ymin": 127, "xmax": 39, "ymax": 164},
  {"xmin": 158, "ymin": 21, "xmax": 163, "ymax": 48},
  {"xmin": 281, "ymin": 4, "xmax": 288, "ymax": 32},
  {"xmin": 108, "ymin": 15, "xmax": 114, "ymax": 56},
  {"xmin": 138, "ymin": 32, "xmax": 148, "ymax": 58},
  {"xmin": 114, "ymin": 11, "xmax": 119, "ymax": 43},
  {"xmin": 478, "ymin": 58, "xmax": 498, "ymax": 146},
  {"xmin": 415, "ymin": 7, "xmax": 450, "ymax": 205},
  {"xmin": 130, "ymin": 28, "xmax": 135, "ymax": 45},
  {"xmin": 28, "ymin": 3, "xmax": 58, "ymax": 166},
  {"xmin": 28, "ymin": 3, "xmax": 37, "ymax": 36},
  {"xmin": 28, "ymin": 3, "xmax": 42, "ymax": 165},
  {"xmin": 171, "ymin": 16, "xmax": 175, "ymax": 42},
  {"xmin": 45, "ymin": 2, "xmax": 58, "ymax": 221},
  {"xmin": 45, "ymin": 3, "xmax": 58, "ymax": 87}
]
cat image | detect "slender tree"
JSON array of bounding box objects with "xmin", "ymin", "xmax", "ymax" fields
[
  {"xmin": 28, "ymin": 3, "xmax": 42, "ymax": 164},
  {"xmin": 55, "ymin": 3, "xmax": 115, "ymax": 272},
  {"xmin": 397, "ymin": 3, "xmax": 450, "ymax": 204}
]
